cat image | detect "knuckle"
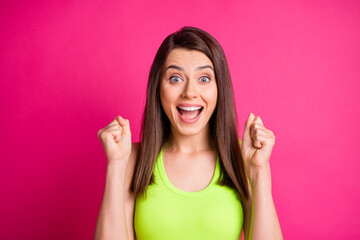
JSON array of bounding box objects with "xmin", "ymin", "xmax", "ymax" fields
[
  {"xmin": 253, "ymin": 122, "xmax": 260, "ymax": 128},
  {"xmin": 98, "ymin": 130, "xmax": 108, "ymax": 140},
  {"xmin": 97, "ymin": 131, "xmax": 103, "ymax": 139},
  {"xmin": 97, "ymin": 129, "xmax": 103, "ymax": 137},
  {"xmin": 269, "ymin": 130, "xmax": 275, "ymax": 138}
]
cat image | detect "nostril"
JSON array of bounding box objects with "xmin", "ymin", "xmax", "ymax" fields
[{"xmin": 182, "ymin": 91, "xmax": 197, "ymax": 98}]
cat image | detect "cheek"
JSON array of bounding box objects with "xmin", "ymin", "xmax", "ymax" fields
[
  {"xmin": 160, "ymin": 89, "xmax": 168, "ymax": 112},
  {"xmin": 160, "ymin": 80, "xmax": 184, "ymax": 101},
  {"xmin": 203, "ymin": 85, "xmax": 218, "ymax": 108},
  {"xmin": 160, "ymin": 83, "xmax": 176, "ymax": 112}
]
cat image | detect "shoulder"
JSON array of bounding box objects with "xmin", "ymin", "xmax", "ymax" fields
[
  {"xmin": 131, "ymin": 142, "xmax": 141, "ymax": 159},
  {"xmin": 128, "ymin": 142, "xmax": 140, "ymax": 166},
  {"xmin": 125, "ymin": 142, "xmax": 140, "ymax": 193},
  {"xmin": 124, "ymin": 142, "xmax": 140, "ymax": 240}
]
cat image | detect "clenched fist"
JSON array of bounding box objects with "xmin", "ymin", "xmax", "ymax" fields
[
  {"xmin": 97, "ymin": 116, "xmax": 132, "ymax": 163},
  {"xmin": 241, "ymin": 113, "xmax": 275, "ymax": 184}
]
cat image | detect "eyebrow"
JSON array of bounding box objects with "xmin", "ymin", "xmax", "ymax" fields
[{"xmin": 165, "ymin": 64, "xmax": 214, "ymax": 72}]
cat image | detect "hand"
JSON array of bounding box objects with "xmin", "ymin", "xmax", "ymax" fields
[
  {"xmin": 241, "ymin": 113, "xmax": 275, "ymax": 180},
  {"xmin": 97, "ymin": 116, "xmax": 132, "ymax": 163}
]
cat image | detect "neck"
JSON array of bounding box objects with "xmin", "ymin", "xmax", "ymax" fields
[{"xmin": 164, "ymin": 123, "xmax": 215, "ymax": 154}]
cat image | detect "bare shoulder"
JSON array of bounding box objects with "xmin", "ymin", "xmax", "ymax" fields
[
  {"xmin": 129, "ymin": 142, "xmax": 140, "ymax": 164},
  {"xmin": 125, "ymin": 142, "xmax": 140, "ymax": 194},
  {"xmin": 124, "ymin": 142, "xmax": 140, "ymax": 240}
]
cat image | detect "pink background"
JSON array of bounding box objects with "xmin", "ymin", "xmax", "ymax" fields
[{"xmin": 1, "ymin": 0, "xmax": 359, "ymax": 239}]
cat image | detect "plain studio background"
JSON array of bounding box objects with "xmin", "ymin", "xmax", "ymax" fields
[{"xmin": 1, "ymin": 0, "xmax": 359, "ymax": 239}]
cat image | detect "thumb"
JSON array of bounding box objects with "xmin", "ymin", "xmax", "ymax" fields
[
  {"xmin": 242, "ymin": 112, "xmax": 255, "ymax": 140},
  {"xmin": 116, "ymin": 116, "xmax": 131, "ymax": 138}
]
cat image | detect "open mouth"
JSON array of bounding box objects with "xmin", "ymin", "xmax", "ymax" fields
[{"xmin": 176, "ymin": 106, "xmax": 204, "ymax": 120}]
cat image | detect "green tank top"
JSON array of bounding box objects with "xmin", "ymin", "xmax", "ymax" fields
[{"xmin": 134, "ymin": 147, "xmax": 244, "ymax": 240}]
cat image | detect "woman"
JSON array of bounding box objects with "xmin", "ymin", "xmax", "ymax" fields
[{"xmin": 95, "ymin": 26, "xmax": 283, "ymax": 240}]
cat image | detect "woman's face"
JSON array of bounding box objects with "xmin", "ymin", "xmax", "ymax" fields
[{"xmin": 160, "ymin": 48, "xmax": 218, "ymax": 137}]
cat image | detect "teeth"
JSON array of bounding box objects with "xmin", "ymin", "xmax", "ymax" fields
[{"xmin": 178, "ymin": 106, "xmax": 202, "ymax": 111}]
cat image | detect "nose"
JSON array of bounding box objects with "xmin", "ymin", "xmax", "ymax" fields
[{"xmin": 181, "ymin": 79, "xmax": 198, "ymax": 99}]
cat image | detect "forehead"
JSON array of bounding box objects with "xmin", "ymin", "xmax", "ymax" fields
[{"xmin": 164, "ymin": 48, "xmax": 213, "ymax": 68}]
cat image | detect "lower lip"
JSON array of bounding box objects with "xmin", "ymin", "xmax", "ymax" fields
[{"xmin": 177, "ymin": 109, "xmax": 203, "ymax": 124}]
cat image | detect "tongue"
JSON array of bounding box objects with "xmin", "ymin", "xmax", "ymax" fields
[{"xmin": 179, "ymin": 109, "xmax": 201, "ymax": 119}]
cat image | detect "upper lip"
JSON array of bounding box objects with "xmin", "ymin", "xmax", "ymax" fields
[{"xmin": 177, "ymin": 103, "xmax": 203, "ymax": 108}]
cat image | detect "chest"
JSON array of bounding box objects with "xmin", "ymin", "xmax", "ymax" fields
[
  {"xmin": 133, "ymin": 148, "xmax": 243, "ymax": 240},
  {"xmin": 134, "ymin": 184, "xmax": 243, "ymax": 240},
  {"xmin": 163, "ymin": 154, "xmax": 216, "ymax": 192}
]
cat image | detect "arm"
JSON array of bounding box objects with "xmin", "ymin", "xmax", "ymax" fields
[
  {"xmin": 241, "ymin": 180, "xmax": 252, "ymax": 240},
  {"xmin": 241, "ymin": 113, "xmax": 283, "ymax": 240},
  {"xmin": 243, "ymin": 164, "xmax": 282, "ymax": 240},
  {"xmin": 94, "ymin": 161, "xmax": 130, "ymax": 240},
  {"xmin": 94, "ymin": 116, "xmax": 137, "ymax": 240}
]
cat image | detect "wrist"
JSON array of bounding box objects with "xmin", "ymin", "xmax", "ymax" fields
[
  {"xmin": 106, "ymin": 160, "xmax": 128, "ymax": 172},
  {"xmin": 247, "ymin": 163, "xmax": 272, "ymax": 190}
]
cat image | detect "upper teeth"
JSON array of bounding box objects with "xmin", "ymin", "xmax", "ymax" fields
[{"xmin": 178, "ymin": 106, "xmax": 202, "ymax": 111}]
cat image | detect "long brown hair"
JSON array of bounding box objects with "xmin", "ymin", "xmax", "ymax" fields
[{"xmin": 130, "ymin": 26, "xmax": 249, "ymax": 201}]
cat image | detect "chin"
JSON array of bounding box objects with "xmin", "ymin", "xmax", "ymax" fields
[{"xmin": 172, "ymin": 120, "xmax": 210, "ymax": 137}]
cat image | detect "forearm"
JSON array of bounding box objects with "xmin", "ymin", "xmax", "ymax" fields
[
  {"xmin": 94, "ymin": 161, "xmax": 129, "ymax": 240},
  {"xmin": 248, "ymin": 164, "xmax": 283, "ymax": 240}
]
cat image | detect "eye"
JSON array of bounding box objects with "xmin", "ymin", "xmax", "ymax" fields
[
  {"xmin": 169, "ymin": 76, "xmax": 182, "ymax": 83},
  {"xmin": 199, "ymin": 76, "xmax": 210, "ymax": 83}
]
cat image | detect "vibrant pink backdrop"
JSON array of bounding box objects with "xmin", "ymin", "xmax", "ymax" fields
[{"xmin": 1, "ymin": 0, "xmax": 359, "ymax": 239}]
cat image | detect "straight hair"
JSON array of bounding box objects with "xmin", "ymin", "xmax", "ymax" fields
[{"xmin": 130, "ymin": 26, "xmax": 249, "ymax": 201}]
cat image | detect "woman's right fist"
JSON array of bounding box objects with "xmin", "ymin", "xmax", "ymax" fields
[{"xmin": 97, "ymin": 116, "xmax": 132, "ymax": 163}]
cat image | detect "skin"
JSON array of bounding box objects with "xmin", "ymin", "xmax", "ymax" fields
[
  {"xmin": 241, "ymin": 113, "xmax": 283, "ymax": 239},
  {"xmin": 159, "ymin": 48, "xmax": 219, "ymax": 191},
  {"xmin": 160, "ymin": 48, "xmax": 218, "ymax": 144},
  {"xmin": 94, "ymin": 48, "xmax": 283, "ymax": 240}
]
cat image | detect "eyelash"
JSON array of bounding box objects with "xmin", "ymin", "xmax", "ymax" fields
[{"xmin": 169, "ymin": 76, "xmax": 211, "ymax": 83}]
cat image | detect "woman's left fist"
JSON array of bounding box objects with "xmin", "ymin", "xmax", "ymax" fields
[{"xmin": 241, "ymin": 113, "xmax": 275, "ymax": 175}]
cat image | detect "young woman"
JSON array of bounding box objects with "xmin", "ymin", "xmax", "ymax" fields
[{"xmin": 94, "ymin": 26, "xmax": 283, "ymax": 240}]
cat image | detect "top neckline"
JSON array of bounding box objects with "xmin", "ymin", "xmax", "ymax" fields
[{"xmin": 156, "ymin": 147, "xmax": 220, "ymax": 197}]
